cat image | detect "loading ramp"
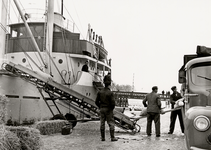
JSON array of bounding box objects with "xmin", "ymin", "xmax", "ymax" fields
[{"xmin": 3, "ymin": 62, "xmax": 140, "ymax": 133}]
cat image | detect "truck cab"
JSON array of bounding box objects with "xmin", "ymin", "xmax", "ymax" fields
[{"xmin": 179, "ymin": 46, "xmax": 211, "ymax": 150}]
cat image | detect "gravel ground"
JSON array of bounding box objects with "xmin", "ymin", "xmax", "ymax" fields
[{"xmin": 41, "ymin": 111, "xmax": 186, "ymax": 150}]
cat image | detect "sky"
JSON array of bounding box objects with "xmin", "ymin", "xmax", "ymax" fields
[{"xmin": 11, "ymin": 0, "xmax": 211, "ymax": 93}]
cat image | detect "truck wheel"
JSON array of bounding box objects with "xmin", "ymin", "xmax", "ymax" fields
[
  {"xmin": 50, "ymin": 114, "xmax": 65, "ymax": 120},
  {"xmin": 65, "ymin": 113, "xmax": 77, "ymax": 128}
]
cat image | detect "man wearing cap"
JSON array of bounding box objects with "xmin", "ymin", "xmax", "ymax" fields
[
  {"xmin": 81, "ymin": 60, "xmax": 89, "ymax": 72},
  {"xmin": 168, "ymin": 86, "xmax": 184, "ymax": 134},
  {"xmin": 95, "ymin": 74, "xmax": 118, "ymax": 142},
  {"xmin": 143, "ymin": 86, "xmax": 161, "ymax": 137}
]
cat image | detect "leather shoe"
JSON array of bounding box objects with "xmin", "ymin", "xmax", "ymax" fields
[
  {"xmin": 168, "ymin": 132, "xmax": 172, "ymax": 134},
  {"xmin": 111, "ymin": 137, "xmax": 118, "ymax": 142}
]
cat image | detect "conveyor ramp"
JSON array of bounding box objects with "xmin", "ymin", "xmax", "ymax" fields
[{"xmin": 3, "ymin": 62, "xmax": 140, "ymax": 133}]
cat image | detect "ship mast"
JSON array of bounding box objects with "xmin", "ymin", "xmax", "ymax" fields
[
  {"xmin": 0, "ymin": 0, "xmax": 8, "ymax": 66},
  {"xmin": 61, "ymin": 0, "xmax": 63, "ymax": 15},
  {"xmin": 45, "ymin": 0, "xmax": 54, "ymax": 74}
]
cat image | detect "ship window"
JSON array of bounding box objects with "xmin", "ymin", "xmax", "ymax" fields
[
  {"xmin": 54, "ymin": 25, "xmax": 62, "ymax": 32},
  {"xmin": 11, "ymin": 26, "xmax": 27, "ymax": 37},
  {"xmin": 11, "ymin": 24, "xmax": 44, "ymax": 38},
  {"xmin": 31, "ymin": 25, "xmax": 44, "ymax": 37},
  {"xmin": 22, "ymin": 58, "xmax": 26, "ymax": 63},
  {"xmin": 7, "ymin": 24, "xmax": 44, "ymax": 53},
  {"xmin": 58, "ymin": 59, "xmax": 63, "ymax": 64},
  {"xmin": 11, "ymin": 30, "xmax": 18, "ymax": 37}
]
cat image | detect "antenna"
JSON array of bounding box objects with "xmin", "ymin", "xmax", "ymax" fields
[{"xmin": 132, "ymin": 73, "xmax": 134, "ymax": 92}]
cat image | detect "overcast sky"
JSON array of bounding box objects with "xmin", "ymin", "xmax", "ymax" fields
[{"xmin": 15, "ymin": 0, "xmax": 211, "ymax": 93}]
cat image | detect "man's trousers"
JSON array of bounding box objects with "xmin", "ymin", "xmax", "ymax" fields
[
  {"xmin": 100, "ymin": 107, "xmax": 115, "ymax": 131},
  {"xmin": 169, "ymin": 109, "xmax": 184, "ymax": 133},
  {"xmin": 146, "ymin": 112, "xmax": 160, "ymax": 136}
]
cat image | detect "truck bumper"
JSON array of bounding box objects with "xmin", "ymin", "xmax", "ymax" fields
[{"xmin": 190, "ymin": 146, "xmax": 208, "ymax": 150}]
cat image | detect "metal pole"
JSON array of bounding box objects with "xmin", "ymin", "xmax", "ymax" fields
[
  {"xmin": 0, "ymin": 0, "xmax": 8, "ymax": 66},
  {"xmin": 61, "ymin": 0, "xmax": 63, "ymax": 15},
  {"xmin": 45, "ymin": 0, "xmax": 54, "ymax": 74},
  {"xmin": 13, "ymin": 0, "xmax": 46, "ymax": 68}
]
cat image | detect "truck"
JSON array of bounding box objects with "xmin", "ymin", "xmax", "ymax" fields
[{"xmin": 179, "ymin": 45, "xmax": 211, "ymax": 150}]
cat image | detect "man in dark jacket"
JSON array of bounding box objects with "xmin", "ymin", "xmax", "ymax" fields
[
  {"xmin": 168, "ymin": 86, "xmax": 184, "ymax": 134},
  {"xmin": 143, "ymin": 86, "xmax": 161, "ymax": 137},
  {"xmin": 95, "ymin": 75, "xmax": 118, "ymax": 142},
  {"xmin": 81, "ymin": 60, "xmax": 89, "ymax": 72}
]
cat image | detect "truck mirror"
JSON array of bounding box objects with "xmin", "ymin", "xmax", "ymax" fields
[
  {"xmin": 179, "ymin": 76, "xmax": 186, "ymax": 83},
  {"xmin": 179, "ymin": 70, "xmax": 186, "ymax": 83}
]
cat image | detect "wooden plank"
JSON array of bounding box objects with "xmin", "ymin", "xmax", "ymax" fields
[{"xmin": 113, "ymin": 109, "xmax": 134, "ymax": 126}]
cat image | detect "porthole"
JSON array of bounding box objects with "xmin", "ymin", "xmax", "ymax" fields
[
  {"xmin": 22, "ymin": 58, "xmax": 26, "ymax": 63},
  {"xmin": 58, "ymin": 59, "xmax": 63, "ymax": 64}
]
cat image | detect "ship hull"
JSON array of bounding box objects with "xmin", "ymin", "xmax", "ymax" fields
[{"xmin": 0, "ymin": 74, "xmax": 98, "ymax": 124}]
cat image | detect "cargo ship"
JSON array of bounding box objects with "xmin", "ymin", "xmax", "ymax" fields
[{"xmin": 0, "ymin": 0, "xmax": 111, "ymax": 124}]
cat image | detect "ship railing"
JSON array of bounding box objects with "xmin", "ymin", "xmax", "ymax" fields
[
  {"xmin": 18, "ymin": 8, "xmax": 76, "ymax": 32},
  {"xmin": 75, "ymin": 71, "xmax": 82, "ymax": 83},
  {"xmin": 17, "ymin": 8, "xmax": 46, "ymax": 22},
  {"xmin": 75, "ymin": 70, "xmax": 103, "ymax": 84},
  {"xmin": 92, "ymin": 72, "xmax": 103, "ymax": 83}
]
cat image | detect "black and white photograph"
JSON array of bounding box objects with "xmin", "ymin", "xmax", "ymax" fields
[{"xmin": 0, "ymin": 0, "xmax": 211, "ymax": 149}]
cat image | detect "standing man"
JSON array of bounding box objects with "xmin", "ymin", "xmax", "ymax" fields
[
  {"xmin": 81, "ymin": 60, "xmax": 89, "ymax": 72},
  {"xmin": 168, "ymin": 86, "xmax": 184, "ymax": 134},
  {"xmin": 95, "ymin": 75, "xmax": 118, "ymax": 142},
  {"xmin": 143, "ymin": 86, "xmax": 161, "ymax": 137}
]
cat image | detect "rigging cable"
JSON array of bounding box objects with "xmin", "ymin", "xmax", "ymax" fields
[
  {"xmin": 45, "ymin": 49, "xmax": 67, "ymax": 84},
  {"xmin": 23, "ymin": 52, "xmax": 33, "ymax": 70},
  {"xmin": 19, "ymin": 25, "xmax": 43, "ymax": 68},
  {"xmin": 17, "ymin": 0, "xmax": 24, "ymax": 12},
  {"xmin": 0, "ymin": 23, "xmax": 8, "ymax": 33},
  {"xmin": 46, "ymin": 26, "xmax": 53, "ymax": 76},
  {"xmin": 0, "ymin": 0, "xmax": 9, "ymax": 33},
  {"xmin": 10, "ymin": 1, "xmax": 20, "ymax": 23},
  {"xmin": 1, "ymin": 0, "xmax": 44, "ymax": 72},
  {"xmin": 60, "ymin": 27, "xmax": 75, "ymax": 82},
  {"xmin": 0, "ymin": 0, "xmax": 10, "ymax": 63},
  {"xmin": 12, "ymin": 1, "xmax": 43, "ymax": 70},
  {"xmin": 2, "ymin": 0, "xmax": 10, "ymax": 60},
  {"xmin": 17, "ymin": 0, "xmax": 66, "ymax": 83},
  {"xmin": 1, "ymin": 0, "xmax": 9, "ymax": 22},
  {"xmin": 63, "ymin": 3, "xmax": 87, "ymax": 82},
  {"xmin": 1, "ymin": 0, "xmax": 40, "ymax": 71},
  {"xmin": 15, "ymin": 0, "xmax": 45, "ymax": 69},
  {"xmin": 56, "ymin": 0, "xmax": 60, "ymax": 13},
  {"xmin": 14, "ymin": 0, "xmax": 46, "ymax": 67},
  {"xmin": 63, "ymin": 5, "xmax": 85, "ymax": 39},
  {"xmin": 71, "ymin": 2, "xmax": 85, "ymax": 38},
  {"xmin": 14, "ymin": 40, "xmax": 43, "ymax": 71}
]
